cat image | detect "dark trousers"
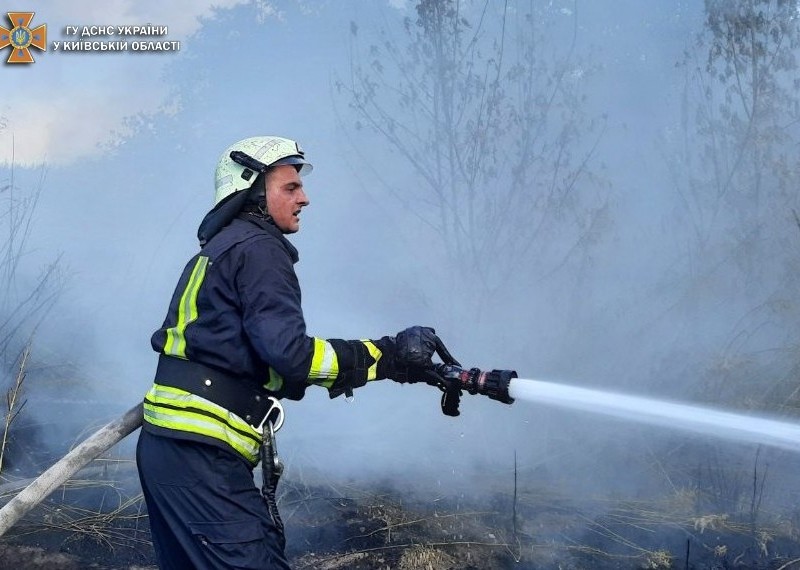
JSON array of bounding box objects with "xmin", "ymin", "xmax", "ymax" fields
[{"xmin": 136, "ymin": 429, "xmax": 291, "ymax": 570}]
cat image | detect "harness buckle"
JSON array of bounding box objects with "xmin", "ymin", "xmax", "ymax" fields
[{"xmin": 251, "ymin": 396, "xmax": 285, "ymax": 435}]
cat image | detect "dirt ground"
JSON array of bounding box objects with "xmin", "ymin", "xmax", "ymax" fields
[
  {"xmin": 2, "ymin": 462, "xmax": 800, "ymax": 569},
  {"xmin": 3, "ymin": 477, "xmax": 800, "ymax": 570}
]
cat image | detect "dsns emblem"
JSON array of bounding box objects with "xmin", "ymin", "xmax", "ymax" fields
[{"xmin": 0, "ymin": 12, "xmax": 47, "ymax": 63}]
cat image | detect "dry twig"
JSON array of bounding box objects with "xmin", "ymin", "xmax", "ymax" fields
[{"xmin": 0, "ymin": 343, "xmax": 30, "ymax": 474}]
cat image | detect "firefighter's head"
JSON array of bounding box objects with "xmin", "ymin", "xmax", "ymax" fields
[
  {"xmin": 259, "ymin": 164, "xmax": 310, "ymax": 234},
  {"xmin": 214, "ymin": 136, "xmax": 312, "ymax": 205},
  {"xmin": 206, "ymin": 136, "xmax": 313, "ymax": 236}
]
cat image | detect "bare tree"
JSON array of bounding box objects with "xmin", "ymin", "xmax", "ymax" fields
[
  {"xmin": 671, "ymin": 0, "xmax": 800, "ymax": 256},
  {"xmin": 658, "ymin": 0, "xmax": 800, "ymax": 404},
  {"xmin": 0, "ymin": 141, "xmax": 64, "ymax": 476},
  {"xmin": 657, "ymin": 2, "xmax": 800, "ymax": 554},
  {"xmin": 336, "ymin": 0, "xmax": 607, "ymax": 311}
]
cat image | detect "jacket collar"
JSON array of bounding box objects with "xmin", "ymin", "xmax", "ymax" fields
[{"xmin": 236, "ymin": 213, "xmax": 299, "ymax": 263}]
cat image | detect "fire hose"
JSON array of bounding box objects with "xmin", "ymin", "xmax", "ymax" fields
[
  {"xmin": 0, "ymin": 403, "xmax": 143, "ymax": 537},
  {"xmin": 0, "ymin": 364, "xmax": 515, "ymax": 537}
]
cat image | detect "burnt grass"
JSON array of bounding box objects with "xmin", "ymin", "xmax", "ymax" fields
[{"xmin": 2, "ymin": 463, "xmax": 800, "ymax": 570}]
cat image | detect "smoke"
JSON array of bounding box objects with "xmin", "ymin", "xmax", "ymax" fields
[
  {"xmin": 2, "ymin": 3, "xmax": 800, "ymax": 557},
  {"xmin": 0, "ymin": 0, "xmax": 281, "ymax": 166}
]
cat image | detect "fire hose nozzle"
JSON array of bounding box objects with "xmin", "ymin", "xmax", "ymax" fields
[{"xmin": 430, "ymin": 364, "xmax": 516, "ymax": 416}]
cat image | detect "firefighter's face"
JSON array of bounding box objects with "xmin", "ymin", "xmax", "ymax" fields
[{"xmin": 265, "ymin": 165, "xmax": 310, "ymax": 234}]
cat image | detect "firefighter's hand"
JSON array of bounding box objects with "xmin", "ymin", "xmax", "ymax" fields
[{"xmin": 391, "ymin": 326, "xmax": 460, "ymax": 383}]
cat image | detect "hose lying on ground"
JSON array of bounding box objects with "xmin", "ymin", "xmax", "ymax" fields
[{"xmin": 0, "ymin": 403, "xmax": 143, "ymax": 537}]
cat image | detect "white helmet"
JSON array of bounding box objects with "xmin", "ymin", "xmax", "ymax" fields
[{"xmin": 213, "ymin": 136, "xmax": 313, "ymax": 205}]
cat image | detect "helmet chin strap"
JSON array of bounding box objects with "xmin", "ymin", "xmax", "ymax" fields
[
  {"xmin": 241, "ymin": 174, "xmax": 275, "ymax": 224},
  {"xmin": 254, "ymin": 203, "xmax": 276, "ymax": 226},
  {"xmin": 241, "ymin": 191, "xmax": 280, "ymax": 230}
]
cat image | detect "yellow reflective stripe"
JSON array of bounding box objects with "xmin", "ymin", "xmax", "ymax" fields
[
  {"xmin": 309, "ymin": 338, "xmax": 339, "ymax": 381},
  {"xmin": 144, "ymin": 404, "xmax": 260, "ymax": 464},
  {"xmin": 164, "ymin": 256, "xmax": 209, "ymax": 358},
  {"xmin": 143, "ymin": 384, "xmax": 260, "ymax": 463},
  {"xmin": 146, "ymin": 384, "xmax": 259, "ymax": 438},
  {"xmin": 264, "ymin": 367, "xmax": 284, "ymax": 392},
  {"xmin": 144, "ymin": 385, "xmax": 260, "ymax": 462},
  {"xmin": 361, "ymin": 340, "xmax": 382, "ymax": 381}
]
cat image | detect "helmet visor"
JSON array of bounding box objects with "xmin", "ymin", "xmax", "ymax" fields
[{"xmin": 271, "ymin": 155, "xmax": 313, "ymax": 176}]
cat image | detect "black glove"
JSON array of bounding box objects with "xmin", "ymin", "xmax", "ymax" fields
[
  {"xmin": 388, "ymin": 326, "xmax": 460, "ymax": 383},
  {"xmin": 325, "ymin": 327, "xmax": 460, "ymax": 398}
]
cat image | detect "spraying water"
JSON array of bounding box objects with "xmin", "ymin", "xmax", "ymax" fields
[{"xmin": 509, "ymin": 378, "xmax": 800, "ymax": 452}]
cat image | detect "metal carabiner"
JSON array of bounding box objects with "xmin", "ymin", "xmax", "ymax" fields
[{"xmin": 251, "ymin": 396, "xmax": 285, "ymax": 435}]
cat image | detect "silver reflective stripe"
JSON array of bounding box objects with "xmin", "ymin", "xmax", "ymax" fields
[
  {"xmin": 318, "ymin": 340, "xmax": 337, "ymax": 378},
  {"xmin": 148, "ymin": 384, "xmax": 258, "ymax": 435},
  {"xmin": 252, "ymin": 144, "xmax": 270, "ymax": 160},
  {"xmin": 144, "ymin": 384, "xmax": 261, "ymax": 463},
  {"xmin": 143, "ymin": 406, "xmax": 259, "ymax": 463},
  {"xmin": 309, "ymin": 338, "xmax": 339, "ymax": 381}
]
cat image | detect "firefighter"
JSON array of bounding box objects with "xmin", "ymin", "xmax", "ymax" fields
[{"xmin": 136, "ymin": 136, "xmax": 457, "ymax": 569}]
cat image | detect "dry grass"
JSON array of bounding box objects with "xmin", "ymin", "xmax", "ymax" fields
[
  {"xmin": 34, "ymin": 493, "xmax": 150, "ymax": 551},
  {"xmin": 397, "ymin": 545, "xmax": 456, "ymax": 570},
  {"xmin": 2, "ymin": 454, "xmax": 150, "ymax": 566},
  {"xmin": 0, "ymin": 343, "xmax": 30, "ymax": 474},
  {"xmin": 3, "ymin": 461, "xmax": 800, "ymax": 569}
]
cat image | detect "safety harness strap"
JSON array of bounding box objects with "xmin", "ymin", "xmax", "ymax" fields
[
  {"xmin": 154, "ymin": 355, "xmax": 279, "ymax": 430},
  {"xmin": 143, "ymin": 384, "xmax": 262, "ymax": 464},
  {"xmin": 260, "ymin": 424, "xmax": 285, "ymax": 550}
]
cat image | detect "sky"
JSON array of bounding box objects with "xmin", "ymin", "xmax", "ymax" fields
[{"xmin": 2, "ymin": 0, "xmax": 800, "ymax": 509}]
